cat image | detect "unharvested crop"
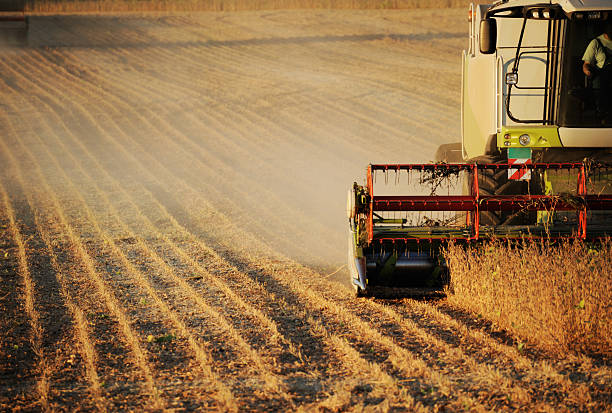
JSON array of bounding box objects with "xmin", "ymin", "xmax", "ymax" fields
[{"xmin": 445, "ymin": 240, "xmax": 612, "ymax": 357}]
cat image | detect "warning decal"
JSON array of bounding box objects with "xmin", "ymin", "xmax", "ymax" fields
[{"xmin": 508, "ymin": 158, "xmax": 532, "ymax": 180}]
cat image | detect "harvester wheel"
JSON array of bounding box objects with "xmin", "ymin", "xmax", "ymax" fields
[{"xmin": 468, "ymin": 158, "xmax": 535, "ymax": 226}]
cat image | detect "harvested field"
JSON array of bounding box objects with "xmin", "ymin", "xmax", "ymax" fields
[
  {"xmin": 27, "ymin": 0, "xmax": 471, "ymax": 13},
  {"xmin": 0, "ymin": 9, "xmax": 610, "ymax": 411}
]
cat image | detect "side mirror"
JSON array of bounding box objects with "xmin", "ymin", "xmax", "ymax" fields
[{"xmin": 479, "ymin": 18, "xmax": 497, "ymax": 54}]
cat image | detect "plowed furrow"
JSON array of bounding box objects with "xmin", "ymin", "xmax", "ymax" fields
[
  {"xmin": 278, "ymin": 98, "xmax": 403, "ymax": 160},
  {"xmin": 0, "ymin": 184, "xmax": 41, "ymax": 410},
  {"xmin": 159, "ymin": 43, "xmax": 280, "ymax": 90},
  {"xmin": 3, "ymin": 104, "xmax": 243, "ymax": 412},
  {"xmin": 33, "ymin": 48, "xmax": 183, "ymax": 113},
  {"xmin": 58, "ymin": 141, "xmax": 488, "ymax": 408},
  {"xmin": 390, "ymin": 299, "xmax": 606, "ymax": 409},
  {"xmin": 43, "ymin": 115, "xmax": 292, "ymax": 362},
  {"xmin": 0, "ymin": 119, "xmax": 165, "ymax": 411},
  {"xmin": 166, "ymin": 197, "xmax": 572, "ymax": 410},
  {"xmin": 25, "ymin": 50, "xmax": 340, "ymax": 268},
  {"xmin": 8, "ymin": 50, "xmax": 306, "ymax": 408},
  {"xmin": 169, "ymin": 218, "xmax": 485, "ymax": 409},
  {"xmin": 354, "ymin": 95, "xmax": 457, "ymax": 141},
  {"xmin": 53, "ymin": 150, "xmax": 349, "ymax": 406},
  {"xmin": 197, "ymin": 214, "xmax": 609, "ymax": 411},
  {"xmin": 28, "ymin": 35, "xmax": 366, "ymax": 260},
  {"xmin": 14, "ymin": 95, "xmax": 424, "ymax": 410},
  {"xmin": 9, "ymin": 62, "xmax": 438, "ymax": 408},
  {"xmin": 366, "ymin": 86, "xmax": 459, "ymax": 124},
  {"xmin": 307, "ymin": 282, "xmax": 573, "ymax": 410},
  {"xmin": 0, "ymin": 142, "xmax": 100, "ymax": 410},
  {"xmin": 256, "ymin": 243, "xmax": 604, "ymax": 410},
  {"xmin": 28, "ymin": 46, "xmax": 302, "ymax": 193},
  {"xmin": 127, "ymin": 38, "xmax": 405, "ymax": 159},
  {"xmin": 295, "ymin": 92, "xmax": 440, "ymax": 152},
  {"xmin": 207, "ymin": 27, "xmax": 458, "ymax": 113},
  {"xmin": 29, "ymin": 222, "xmax": 155, "ymax": 411},
  {"xmin": 0, "ymin": 177, "xmax": 110, "ymax": 412},
  {"xmin": 110, "ymin": 49, "xmax": 204, "ymax": 101},
  {"xmin": 105, "ymin": 43, "xmax": 358, "ymax": 175},
  {"xmin": 189, "ymin": 102, "xmax": 366, "ymax": 205},
  {"xmin": 110, "ymin": 106, "xmax": 330, "ymax": 266},
  {"xmin": 0, "ymin": 116, "xmax": 151, "ymax": 413},
  {"xmin": 14, "ymin": 44, "xmax": 492, "ymax": 406},
  {"xmin": 25, "ymin": 85, "xmax": 416, "ymax": 408},
  {"xmin": 172, "ymin": 108, "xmax": 342, "ymax": 253},
  {"xmin": 35, "ymin": 135, "xmax": 296, "ymax": 410},
  {"xmin": 271, "ymin": 95, "xmax": 429, "ymax": 163},
  {"xmin": 30, "ymin": 47, "xmax": 175, "ymax": 116},
  {"xmin": 0, "ymin": 158, "xmax": 50, "ymax": 412}
]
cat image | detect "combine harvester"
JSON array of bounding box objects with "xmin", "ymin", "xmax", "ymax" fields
[
  {"xmin": 0, "ymin": 0, "xmax": 28, "ymax": 45},
  {"xmin": 348, "ymin": 0, "xmax": 612, "ymax": 297}
]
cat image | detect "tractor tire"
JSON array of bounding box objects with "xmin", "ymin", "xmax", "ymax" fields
[{"xmin": 467, "ymin": 158, "xmax": 539, "ymax": 226}]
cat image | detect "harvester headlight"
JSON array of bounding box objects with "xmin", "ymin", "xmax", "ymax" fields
[
  {"xmin": 519, "ymin": 134, "xmax": 531, "ymax": 146},
  {"xmin": 504, "ymin": 133, "xmax": 511, "ymax": 140}
]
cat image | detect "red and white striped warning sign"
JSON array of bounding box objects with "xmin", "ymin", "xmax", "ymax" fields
[{"xmin": 508, "ymin": 158, "xmax": 532, "ymax": 180}]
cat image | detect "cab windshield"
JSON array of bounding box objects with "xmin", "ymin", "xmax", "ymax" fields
[{"xmin": 558, "ymin": 17, "xmax": 611, "ymax": 127}]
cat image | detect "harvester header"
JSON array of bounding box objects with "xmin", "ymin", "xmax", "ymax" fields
[{"xmin": 348, "ymin": 161, "xmax": 611, "ymax": 296}]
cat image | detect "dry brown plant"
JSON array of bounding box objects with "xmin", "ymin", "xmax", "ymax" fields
[{"xmin": 445, "ymin": 239, "xmax": 612, "ymax": 357}]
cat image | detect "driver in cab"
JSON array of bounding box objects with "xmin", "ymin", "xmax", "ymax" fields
[{"xmin": 582, "ymin": 20, "xmax": 612, "ymax": 122}]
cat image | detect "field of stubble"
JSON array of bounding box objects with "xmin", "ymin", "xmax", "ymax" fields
[{"xmin": 1, "ymin": 9, "xmax": 610, "ymax": 411}]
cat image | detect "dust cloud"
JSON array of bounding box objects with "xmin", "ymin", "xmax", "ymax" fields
[{"xmin": 2, "ymin": 9, "xmax": 465, "ymax": 285}]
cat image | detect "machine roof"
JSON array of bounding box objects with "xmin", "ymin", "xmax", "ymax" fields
[{"xmin": 489, "ymin": 0, "xmax": 612, "ymax": 13}]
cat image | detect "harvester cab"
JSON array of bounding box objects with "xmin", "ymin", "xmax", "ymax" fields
[
  {"xmin": 347, "ymin": 0, "xmax": 612, "ymax": 297},
  {"xmin": 0, "ymin": 0, "xmax": 28, "ymax": 45}
]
